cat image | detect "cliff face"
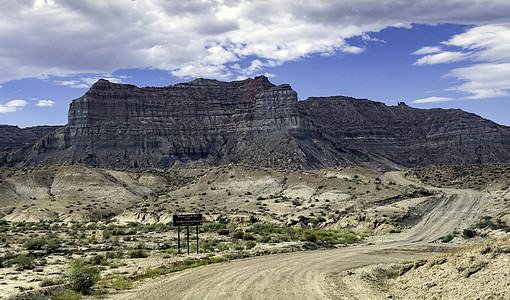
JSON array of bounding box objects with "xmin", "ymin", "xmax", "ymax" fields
[
  {"xmin": 0, "ymin": 125, "xmax": 61, "ymax": 152},
  {"xmin": 299, "ymin": 97, "xmax": 510, "ymax": 167},
  {"xmin": 2, "ymin": 77, "xmax": 510, "ymax": 170},
  {"xmin": 2, "ymin": 76, "xmax": 318, "ymax": 169}
]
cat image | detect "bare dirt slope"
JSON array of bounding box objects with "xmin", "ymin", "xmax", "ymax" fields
[{"xmin": 110, "ymin": 173, "xmax": 491, "ymax": 300}]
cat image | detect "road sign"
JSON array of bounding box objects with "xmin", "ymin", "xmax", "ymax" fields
[
  {"xmin": 173, "ymin": 214, "xmax": 203, "ymax": 254},
  {"xmin": 173, "ymin": 214, "xmax": 203, "ymax": 227}
]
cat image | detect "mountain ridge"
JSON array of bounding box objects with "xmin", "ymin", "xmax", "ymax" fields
[{"xmin": 1, "ymin": 76, "xmax": 510, "ymax": 170}]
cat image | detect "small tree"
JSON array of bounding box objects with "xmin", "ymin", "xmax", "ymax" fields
[{"xmin": 68, "ymin": 259, "xmax": 100, "ymax": 294}]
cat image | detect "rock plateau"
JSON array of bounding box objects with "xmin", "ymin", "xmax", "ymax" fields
[{"xmin": 1, "ymin": 76, "xmax": 510, "ymax": 170}]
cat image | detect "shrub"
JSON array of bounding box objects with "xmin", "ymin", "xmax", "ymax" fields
[
  {"xmin": 129, "ymin": 249, "xmax": 148, "ymax": 258},
  {"xmin": 40, "ymin": 277, "xmax": 65, "ymax": 287},
  {"xmin": 232, "ymin": 243, "xmax": 244, "ymax": 250},
  {"xmin": 15, "ymin": 254, "xmax": 35, "ymax": 271},
  {"xmin": 202, "ymin": 223, "xmax": 226, "ymax": 232},
  {"xmin": 218, "ymin": 229, "xmax": 230, "ymax": 235},
  {"xmin": 68, "ymin": 259, "xmax": 100, "ymax": 294},
  {"xmin": 24, "ymin": 238, "xmax": 46, "ymax": 250},
  {"xmin": 47, "ymin": 238, "xmax": 62, "ymax": 252},
  {"xmin": 51, "ymin": 288, "xmax": 82, "ymax": 300},
  {"xmin": 463, "ymin": 229, "xmax": 476, "ymax": 238},
  {"xmin": 200, "ymin": 239, "xmax": 219, "ymax": 252},
  {"xmin": 245, "ymin": 241, "xmax": 256, "ymax": 249},
  {"xmin": 89, "ymin": 255, "xmax": 107, "ymax": 265},
  {"xmin": 242, "ymin": 233, "xmax": 256, "ymax": 241},
  {"xmin": 111, "ymin": 277, "xmax": 132, "ymax": 290},
  {"xmin": 441, "ymin": 234, "xmax": 455, "ymax": 243},
  {"xmin": 232, "ymin": 230, "xmax": 244, "ymax": 239}
]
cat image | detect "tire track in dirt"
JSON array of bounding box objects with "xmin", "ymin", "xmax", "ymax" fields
[{"xmin": 112, "ymin": 172, "xmax": 490, "ymax": 300}]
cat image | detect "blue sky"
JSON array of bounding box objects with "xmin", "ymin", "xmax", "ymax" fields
[{"xmin": 1, "ymin": 1, "xmax": 510, "ymax": 127}]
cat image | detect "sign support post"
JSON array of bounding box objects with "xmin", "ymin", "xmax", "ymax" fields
[
  {"xmin": 187, "ymin": 226, "xmax": 190, "ymax": 255},
  {"xmin": 196, "ymin": 225, "xmax": 199, "ymax": 254},
  {"xmin": 177, "ymin": 226, "xmax": 181, "ymax": 254}
]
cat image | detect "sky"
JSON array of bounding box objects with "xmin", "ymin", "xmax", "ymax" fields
[{"xmin": 1, "ymin": 0, "xmax": 510, "ymax": 128}]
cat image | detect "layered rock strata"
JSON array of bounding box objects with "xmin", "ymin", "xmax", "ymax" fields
[
  {"xmin": 2, "ymin": 77, "xmax": 510, "ymax": 170},
  {"xmin": 0, "ymin": 125, "xmax": 61, "ymax": 152}
]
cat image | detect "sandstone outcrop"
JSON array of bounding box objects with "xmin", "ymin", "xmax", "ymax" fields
[{"xmin": 1, "ymin": 76, "xmax": 510, "ymax": 170}]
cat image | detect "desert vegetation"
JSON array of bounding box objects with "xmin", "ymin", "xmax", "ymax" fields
[
  {"xmin": 0, "ymin": 164, "xmax": 509, "ymax": 299},
  {"xmin": 0, "ymin": 217, "xmax": 372, "ymax": 299}
]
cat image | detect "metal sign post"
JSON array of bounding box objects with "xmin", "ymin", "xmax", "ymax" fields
[
  {"xmin": 173, "ymin": 214, "xmax": 203, "ymax": 255},
  {"xmin": 177, "ymin": 226, "xmax": 181, "ymax": 254}
]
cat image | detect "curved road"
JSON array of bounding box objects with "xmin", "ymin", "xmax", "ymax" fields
[{"xmin": 112, "ymin": 172, "xmax": 490, "ymax": 300}]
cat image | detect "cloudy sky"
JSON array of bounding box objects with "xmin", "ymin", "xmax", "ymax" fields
[{"xmin": 1, "ymin": 0, "xmax": 510, "ymax": 127}]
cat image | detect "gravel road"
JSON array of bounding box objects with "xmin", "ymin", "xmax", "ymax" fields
[{"xmin": 111, "ymin": 172, "xmax": 490, "ymax": 300}]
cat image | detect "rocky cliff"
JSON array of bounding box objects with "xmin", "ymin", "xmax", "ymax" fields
[
  {"xmin": 299, "ymin": 97, "xmax": 510, "ymax": 167},
  {"xmin": 0, "ymin": 125, "xmax": 61, "ymax": 152},
  {"xmin": 1, "ymin": 76, "xmax": 510, "ymax": 170}
]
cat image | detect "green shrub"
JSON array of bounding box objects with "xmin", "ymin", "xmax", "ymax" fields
[
  {"xmin": 24, "ymin": 238, "xmax": 46, "ymax": 250},
  {"xmin": 232, "ymin": 243, "xmax": 244, "ymax": 250},
  {"xmin": 111, "ymin": 277, "xmax": 132, "ymax": 290},
  {"xmin": 51, "ymin": 288, "xmax": 82, "ymax": 300},
  {"xmin": 441, "ymin": 234, "xmax": 455, "ymax": 243},
  {"xmin": 463, "ymin": 229, "xmax": 476, "ymax": 238},
  {"xmin": 68, "ymin": 259, "xmax": 100, "ymax": 294},
  {"xmin": 242, "ymin": 233, "xmax": 256, "ymax": 241},
  {"xmin": 89, "ymin": 255, "xmax": 107, "ymax": 265},
  {"xmin": 15, "ymin": 254, "xmax": 35, "ymax": 271},
  {"xmin": 129, "ymin": 249, "xmax": 148, "ymax": 258},
  {"xmin": 200, "ymin": 239, "xmax": 219, "ymax": 252},
  {"xmin": 258, "ymin": 235, "xmax": 271, "ymax": 243},
  {"xmin": 40, "ymin": 277, "xmax": 65, "ymax": 287},
  {"xmin": 245, "ymin": 241, "xmax": 256, "ymax": 249},
  {"xmin": 47, "ymin": 238, "xmax": 62, "ymax": 252},
  {"xmin": 218, "ymin": 229, "xmax": 230, "ymax": 235},
  {"xmin": 202, "ymin": 223, "xmax": 226, "ymax": 232},
  {"xmin": 232, "ymin": 230, "xmax": 244, "ymax": 239}
]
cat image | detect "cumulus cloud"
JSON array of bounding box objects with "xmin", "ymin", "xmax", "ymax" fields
[
  {"xmin": 36, "ymin": 100, "xmax": 55, "ymax": 107},
  {"xmin": 1, "ymin": 0, "xmax": 510, "ymax": 83},
  {"xmin": 413, "ymin": 24, "xmax": 510, "ymax": 100},
  {"xmin": 0, "ymin": 99, "xmax": 28, "ymax": 113}
]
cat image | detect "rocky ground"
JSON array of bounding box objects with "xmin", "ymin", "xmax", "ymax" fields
[
  {"xmin": 344, "ymin": 234, "xmax": 510, "ymax": 299},
  {"xmin": 0, "ymin": 164, "xmax": 508, "ymax": 299}
]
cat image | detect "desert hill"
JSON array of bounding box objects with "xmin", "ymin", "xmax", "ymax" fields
[{"xmin": 2, "ymin": 76, "xmax": 510, "ymax": 170}]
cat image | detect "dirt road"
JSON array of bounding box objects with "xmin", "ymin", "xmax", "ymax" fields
[{"xmin": 112, "ymin": 173, "xmax": 490, "ymax": 300}]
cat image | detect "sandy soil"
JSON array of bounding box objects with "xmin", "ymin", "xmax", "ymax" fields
[{"xmin": 108, "ymin": 173, "xmax": 492, "ymax": 300}]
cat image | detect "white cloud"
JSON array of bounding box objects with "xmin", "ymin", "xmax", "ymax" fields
[
  {"xmin": 0, "ymin": 99, "xmax": 28, "ymax": 113},
  {"xmin": 444, "ymin": 24, "xmax": 510, "ymax": 62},
  {"xmin": 53, "ymin": 75, "xmax": 129, "ymax": 88},
  {"xmin": 411, "ymin": 96, "xmax": 455, "ymax": 103},
  {"xmin": 414, "ymin": 24, "xmax": 510, "ymax": 99},
  {"xmin": 361, "ymin": 33, "xmax": 385, "ymax": 43},
  {"xmin": 36, "ymin": 100, "xmax": 55, "ymax": 107},
  {"xmin": 446, "ymin": 62, "xmax": 510, "ymax": 99},
  {"xmin": 0, "ymin": 1, "xmax": 510, "ymax": 82},
  {"xmin": 413, "ymin": 46, "xmax": 442, "ymax": 55},
  {"xmin": 413, "ymin": 51, "xmax": 468, "ymax": 65}
]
